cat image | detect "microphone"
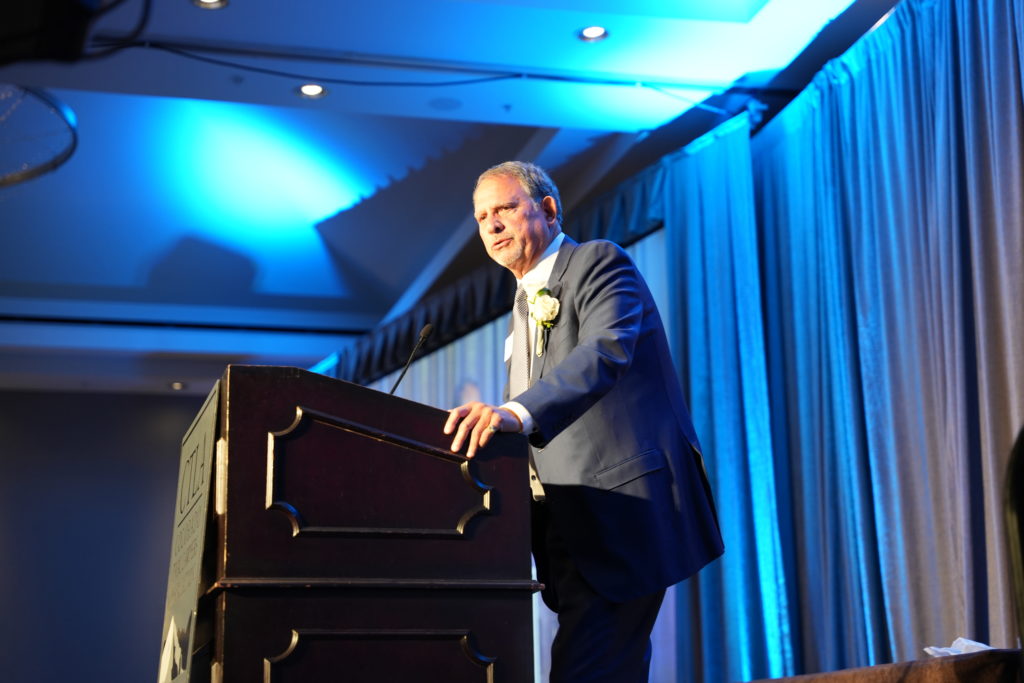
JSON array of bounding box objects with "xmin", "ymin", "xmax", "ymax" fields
[{"xmin": 389, "ymin": 323, "xmax": 433, "ymax": 395}]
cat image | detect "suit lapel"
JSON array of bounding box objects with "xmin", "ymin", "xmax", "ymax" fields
[{"xmin": 532, "ymin": 235, "xmax": 577, "ymax": 383}]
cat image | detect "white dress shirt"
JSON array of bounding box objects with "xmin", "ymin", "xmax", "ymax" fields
[{"xmin": 503, "ymin": 231, "xmax": 565, "ymax": 434}]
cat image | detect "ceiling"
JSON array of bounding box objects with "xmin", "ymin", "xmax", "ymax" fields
[{"xmin": 0, "ymin": 0, "xmax": 896, "ymax": 396}]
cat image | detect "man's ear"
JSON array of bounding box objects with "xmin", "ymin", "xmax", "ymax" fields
[{"xmin": 541, "ymin": 196, "xmax": 558, "ymax": 223}]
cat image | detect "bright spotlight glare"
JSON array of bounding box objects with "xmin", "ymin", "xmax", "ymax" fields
[
  {"xmin": 298, "ymin": 83, "xmax": 327, "ymax": 98},
  {"xmin": 579, "ymin": 26, "xmax": 609, "ymax": 42}
]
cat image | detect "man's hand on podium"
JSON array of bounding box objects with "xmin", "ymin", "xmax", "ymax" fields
[{"xmin": 444, "ymin": 402, "xmax": 523, "ymax": 458}]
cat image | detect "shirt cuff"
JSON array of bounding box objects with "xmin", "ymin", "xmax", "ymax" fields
[{"xmin": 501, "ymin": 401, "xmax": 535, "ymax": 434}]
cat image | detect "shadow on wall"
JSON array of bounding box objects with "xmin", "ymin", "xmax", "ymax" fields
[
  {"xmin": 146, "ymin": 235, "xmax": 258, "ymax": 306},
  {"xmin": 144, "ymin": 234, "xmax": 386, "ymax": 319}
]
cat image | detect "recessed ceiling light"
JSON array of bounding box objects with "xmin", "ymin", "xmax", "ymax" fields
[
  {"xmin": 578, "ymin": 26, "xmax": 609, "ymax": 42},
  {"xmin": 297, "ymin": 83, "xmax": 327, "ymax": 99},
  {"xmin": 169, "ymin": 381, "xmax": 186, "ymax": 391},
  {"xmin": 193, "ymin": 0, "xmax": 228, "ymax": 8}
]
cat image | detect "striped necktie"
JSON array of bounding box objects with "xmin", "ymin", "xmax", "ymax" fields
[
  {"xmin": 511, "ymin": 286, "xmax": 545, "ymax": 500},
  {"xmin": 510, "ymin": 286, "xmax": 531, "ymax": 398}
]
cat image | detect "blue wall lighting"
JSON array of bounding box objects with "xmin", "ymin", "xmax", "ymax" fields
[{"xmin": 160, "ymin": 98, "xmax": 369, "ymax": 237}]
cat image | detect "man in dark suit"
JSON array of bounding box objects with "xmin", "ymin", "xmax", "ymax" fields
[{"xmin": 445, "ymin": 161, "xmax": 723, "ymax": 682}]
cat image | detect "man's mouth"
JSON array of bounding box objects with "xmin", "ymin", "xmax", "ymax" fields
[{"xmin": 492, "ymin": 238, "xmax": 512, "ymax": 250}]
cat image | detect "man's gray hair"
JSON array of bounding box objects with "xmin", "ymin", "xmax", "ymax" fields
[{"xmin": 476, "ymin": 160, "xmax": 563, "ymax": 225}]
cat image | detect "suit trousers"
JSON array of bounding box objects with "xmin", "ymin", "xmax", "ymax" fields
[{"xmin": 532, "ymin": 501, "xmax": 666, "ymax": 683}]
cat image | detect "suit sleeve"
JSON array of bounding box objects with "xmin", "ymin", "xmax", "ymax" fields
[{"xmin": 517, "ymin": 241, "xmax": 646, "ymax": 448}]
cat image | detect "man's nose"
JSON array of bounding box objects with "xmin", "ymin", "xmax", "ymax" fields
[{"xmin": 484, "ymin": 215, "xmax": 503, "ymax": 232}]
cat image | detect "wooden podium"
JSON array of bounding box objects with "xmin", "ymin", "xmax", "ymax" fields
[{"xmin": 158, "ymin": 365, "xmax": 539, "ymax": 683}]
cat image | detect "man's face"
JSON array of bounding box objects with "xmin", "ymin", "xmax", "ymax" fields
[{"xmin": 474, "ymin": 174, "xmax": 558, "ymax": 279}]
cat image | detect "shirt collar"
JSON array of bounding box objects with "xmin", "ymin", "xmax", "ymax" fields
[{"xmin": 517, "ymin": 232, "xmax": 565, "ymax": 294}]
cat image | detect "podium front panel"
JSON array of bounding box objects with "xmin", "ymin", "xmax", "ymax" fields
[
  {"xmin": 215, "ymin": 366, "xmax": 532, "ymax": 585},
  {"xmin": 214, "ymin": 587, "xmax": 535, "ymax": 682}
]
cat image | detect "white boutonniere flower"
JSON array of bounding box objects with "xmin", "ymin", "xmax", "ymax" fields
[{"xmin": 529, "ymin": 288, "xmax": 560, "ymax": 357}]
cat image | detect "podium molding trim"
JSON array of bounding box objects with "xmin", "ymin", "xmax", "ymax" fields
[
  {"xmin": 266, "ymin": 405, "xmax": 493, "ymax": 538},
  {"xmin": 264, "ymin": 629, "xmax": 496, "ymax": 683}
]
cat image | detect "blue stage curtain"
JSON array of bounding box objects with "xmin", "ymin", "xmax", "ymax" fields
[
  {"xmin": 753, "ymin": 0, "xmax": 1024, "ymax": 676},
  {"xmin": 653, "ymin": 115, "xmax": 790, "ymax": 683}
]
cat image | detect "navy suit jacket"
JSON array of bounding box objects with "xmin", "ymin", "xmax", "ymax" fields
[{"xmin": 507, "ymin": 236, "xmax": 723, "ymax": 602}]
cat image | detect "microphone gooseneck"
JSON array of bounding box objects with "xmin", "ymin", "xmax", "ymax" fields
[{"xmin": 389, "ymin": 323, "xmax": 433, "ymax": 395}]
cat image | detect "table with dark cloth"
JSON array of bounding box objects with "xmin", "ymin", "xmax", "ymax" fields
[{"xmin": 747, "ymin": 649, "xmax": 1020, "ymax": 683}]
